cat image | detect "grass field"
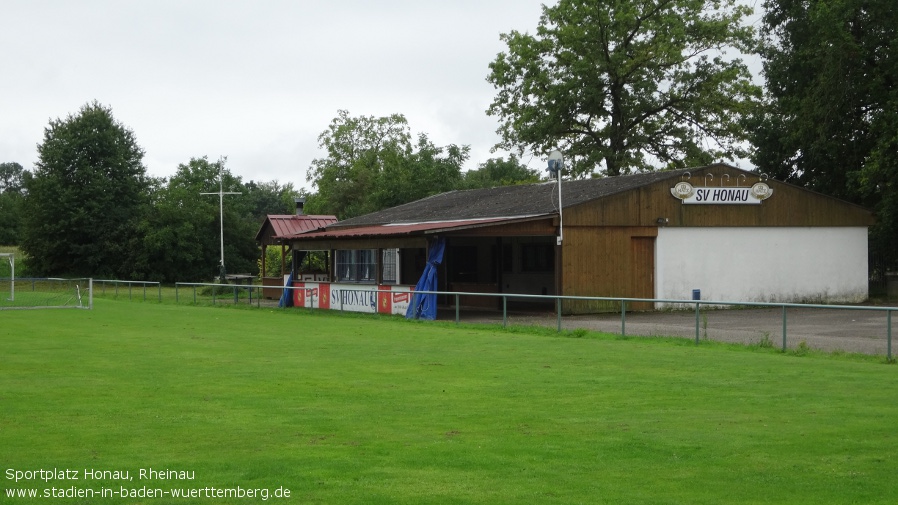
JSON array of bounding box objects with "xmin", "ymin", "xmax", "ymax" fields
[{"xmin": 2, "ymin": 300, "xmax": 897, "ymax": 504}]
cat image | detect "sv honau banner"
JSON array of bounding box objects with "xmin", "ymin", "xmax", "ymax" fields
[{"xmin": 671, "ymin": 181, "xmax": 773, "ymax": 204}]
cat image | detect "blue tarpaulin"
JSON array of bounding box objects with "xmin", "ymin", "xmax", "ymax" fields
[
  {"xmin": 406, "ymin": 237, "xmax": 446, "ymax": 320},
  {"xmin": 278, "ymin": 273, "xmax": 294, "ymax": 308}
]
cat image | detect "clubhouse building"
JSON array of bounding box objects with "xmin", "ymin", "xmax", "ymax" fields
[{"xmin": 260, "ymin": 163, "xmax": 874, "ymax": 315}]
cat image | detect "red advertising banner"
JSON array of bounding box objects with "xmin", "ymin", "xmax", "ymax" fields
[
  {"xmin": 318, "ymin": 283, "xmax": 331, "ymax": 309},
  {"xmin": 293, "ymin": 282, "xmax": 305, "ymax": 307},
  {"xmin": 378, "ymin": 285, "xmax": 392, "ymax": 314}
]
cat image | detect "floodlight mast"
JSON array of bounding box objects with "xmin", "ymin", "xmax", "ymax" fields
[
  {"xmin": 548, "ymin": 150, "xmax": 564, "ymax": 246},
  {"xmin": 200, "ymin": 159, "xmax": 241, "ymax": 282}
]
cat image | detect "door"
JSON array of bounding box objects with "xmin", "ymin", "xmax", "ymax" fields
[{"xmin": 630, "ymin": 237, "xmax": 655, "ymax": 310}]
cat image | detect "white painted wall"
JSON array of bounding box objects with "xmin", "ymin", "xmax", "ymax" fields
[{"xmin": 655, "ymin": 227, "xmax": 868, "ymax": 307}]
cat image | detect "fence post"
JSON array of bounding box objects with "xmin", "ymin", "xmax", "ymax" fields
[
  {"xmin": 886, "ymin": 310, "xmax": 892, "ymax": 363},
  {"xmin": 694, "ymin": 302, "xmax": 700, "ymax": 345},
  {"xmin": 175, "ymin": 283, "xmax": 179, "ymax": 303},
  {"xmin": 455, "ymin": 294, "xmax": 459, "ymax": 325},
  {"xmin": 782, "ymin": 306, "xmax": 788, "ymax": 352},
  {"xmin": 556, "ymin": 297, "xmax": 561, "ymax": 333},
  {"xmin": 502, "ymin": 296, "xmax": 507, "ymax": 328},
  {"xmin": 621, "ymin": 299, "xmax": 626, "ymax": 337},
  {"xmin": 158, "ymin": 283, "xmax": 162, "ymax": 303}
]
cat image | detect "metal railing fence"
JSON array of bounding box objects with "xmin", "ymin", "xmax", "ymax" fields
[
  {"xmin": 174, "ymin": 282, "xmax": 263, "ymax": 308},
  {"xmin": 88, "ymin": 280, "xmax": 897, "ymax": 360},
  {"xmin": 264, "ymin": 285, "xmax": 897, "ymax": 360},
  {"xmin": 95, "ymin": 279, "xmax": 162, "ymax": 302}
]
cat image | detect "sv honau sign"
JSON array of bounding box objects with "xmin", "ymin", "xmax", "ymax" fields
[{"xmin": 671, "ymin": 181, "xmax": 773, "ymax": 205}]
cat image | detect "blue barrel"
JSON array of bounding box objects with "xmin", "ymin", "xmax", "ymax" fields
[{"xmin": 692, "ymin": 289, "xmax": 701, "ymax": 301}]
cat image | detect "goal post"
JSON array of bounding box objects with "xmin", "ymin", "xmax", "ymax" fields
[
  {"xmin": 0, "ymin": 253, "xmax": 13, "ymax": 302},
  {"xmin": 0, "ymin": 254, "xmax": 93, "ymax": 310}
]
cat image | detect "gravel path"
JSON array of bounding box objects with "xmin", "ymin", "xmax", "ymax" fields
[{"xmin": 450, "ymin": 306, "xmax": 897, "ymax": 356}]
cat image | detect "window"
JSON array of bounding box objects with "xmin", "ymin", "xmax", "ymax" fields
[
  {"xmin": 336, "ymin": 249, "xmax": 377, "ymax": 283},
  {"xmin": 382, "ymin": 249, "xmax": 398, "ymax": 284},
  {"xmin": 521, "ymin": 243, "xmax": 554, "ymax": 272}
]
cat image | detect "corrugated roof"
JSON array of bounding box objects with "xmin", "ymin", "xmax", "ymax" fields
[
  {"xmin": 288, "ymin": 215, "xmax": 550, "ymax": 241},
  {"xmin": 330, "ymin": 167, "xmax": 695, "ymax": 229},
  {"xmin": 255, "ymin": 214, "xmax": 338, "ymax": 242}
]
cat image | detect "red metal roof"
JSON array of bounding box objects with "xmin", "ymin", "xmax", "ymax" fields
[
  {"xmin": 255, "ymin": 214, "xmax": 338, "ymax": 242},
  {"xmin": 283, "ymin": 215, "xmax": 550, "ymax": 241}
]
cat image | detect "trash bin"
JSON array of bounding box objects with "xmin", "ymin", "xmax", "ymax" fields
[
  {"xmin": 887, "ymin": 273, "xmax": 898, "ymax": 298},
  {"xmin": 692, "ymin": 289, "xmax": 701, "ymax": 301}
]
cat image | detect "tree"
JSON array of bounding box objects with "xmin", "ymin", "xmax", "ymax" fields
[
  {"xmin": 487, "ymin": 0, "xmax": 761, "ymax": 177},
  {"xmin": 0, "ymin": 162, "xmax": 27, "ymax": 194},
  {"xmin": 306, "ymin": 110, "xmax": 468, "ymax": 219},
  {"xmin": 135, "ymin": 157, "xmax": 259, "ymax": 282},
  {"xmin": 462, "ymin": 155, "xmax": 542, "ymax": 189},
  {"xmin": 371, "ymin": 133, "xmax": 468, "ymax": 210},
  {"xmin": 243, "ymin": 179, "xmax": 301, "ymax": 221},
  {"xmin": 306, "ymin": 110, "xmax": 412, "ymax": 219},
  {"xmin": 0, "ymin": 162, "xmax": 29, "ymax": 245},
  {"xmin": 22, "ymin": 102, "xmax": 150, "ymax": 277},
  {"xmin": 753, "ymin": 0, "xmax": 894, "ymax": 198},
  {"xmin": 752, "ymin": 0, "xmax": 898, "ymax": 265}
]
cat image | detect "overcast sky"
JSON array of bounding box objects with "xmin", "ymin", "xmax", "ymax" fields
[
  {"xmin": 2, "ymin": 1, "xmax": 764, "ymax": 192},
  {"xmin": 1, "ymin": 0, "xmax": 552, "ymax": 191}
]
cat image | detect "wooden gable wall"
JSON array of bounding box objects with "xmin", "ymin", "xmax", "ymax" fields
[
  {"xmin": 559, "ymin": 165, "xmax": 873, "ymax": 313},
  {"xmin": 565, "ymin": 165, "xmax": 874, "ymax": 228}
]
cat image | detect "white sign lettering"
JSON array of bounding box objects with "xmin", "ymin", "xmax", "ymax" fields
[{"xmin": 671, "ymin": 181, "xmax": 772, "ymax": 204}]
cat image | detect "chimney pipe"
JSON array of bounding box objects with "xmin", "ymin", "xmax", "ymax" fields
[{"xmin": 295, "ymin": 197, "xmax": 306, "ymax": 215}]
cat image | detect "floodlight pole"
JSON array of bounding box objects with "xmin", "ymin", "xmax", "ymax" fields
[
  {"xmin": 557, "ymin": 166, "xmax": 563, "ymax": 245},
  {"xmin": 548, "ymin": 150, "xmax": 564, "ymax": 246},
  {"xmin": 201, "ymin": 160, "xmax": 241, "ymax": 282},
  {"xmin": 548, "ymin": 150, "xmax": 564, "ymax": 312}
]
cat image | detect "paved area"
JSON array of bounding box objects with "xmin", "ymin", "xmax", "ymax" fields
[{"xmin": 446, "ymin": 305, "xmax": 898, "ymax": 356}]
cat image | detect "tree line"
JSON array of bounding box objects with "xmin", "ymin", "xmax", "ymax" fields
[
  {"xmin": 1, "ymin": 103, "xmax": 300, "ymax": 282},
  {"xmin": 0, "ymin": 103, "xmax": 539, "ymax": 282},
  {"xmin": 3, "ymin": 0, "xmax": 895, "ymax": 278}
]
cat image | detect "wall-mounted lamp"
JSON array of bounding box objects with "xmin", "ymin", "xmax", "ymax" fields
[{"xmin": 656, "ymin": 217, "xmax": 669, "ymax": 226}]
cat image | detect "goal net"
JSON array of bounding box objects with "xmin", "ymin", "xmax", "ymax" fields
[
  {"xmin": 0, "ymin": 256, "xmax": 93, "ymax": 310},
  {"xmin": 0, "ymin": 253, "xmax": 13, "ymax": 302}
]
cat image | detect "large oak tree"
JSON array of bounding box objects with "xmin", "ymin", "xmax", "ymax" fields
[{"xmin": 487, "ymin": 0, "xmax": 761, "ymax": 177}]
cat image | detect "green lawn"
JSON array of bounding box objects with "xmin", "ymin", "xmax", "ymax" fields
[{"xmin": 1, "ymin": 301, "xmax": 896, "ymax": 504}]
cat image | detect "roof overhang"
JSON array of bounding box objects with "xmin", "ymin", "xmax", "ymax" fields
[{"xmin": 284, "ymin": 214, "xmax": 554, "ymax": 247}]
